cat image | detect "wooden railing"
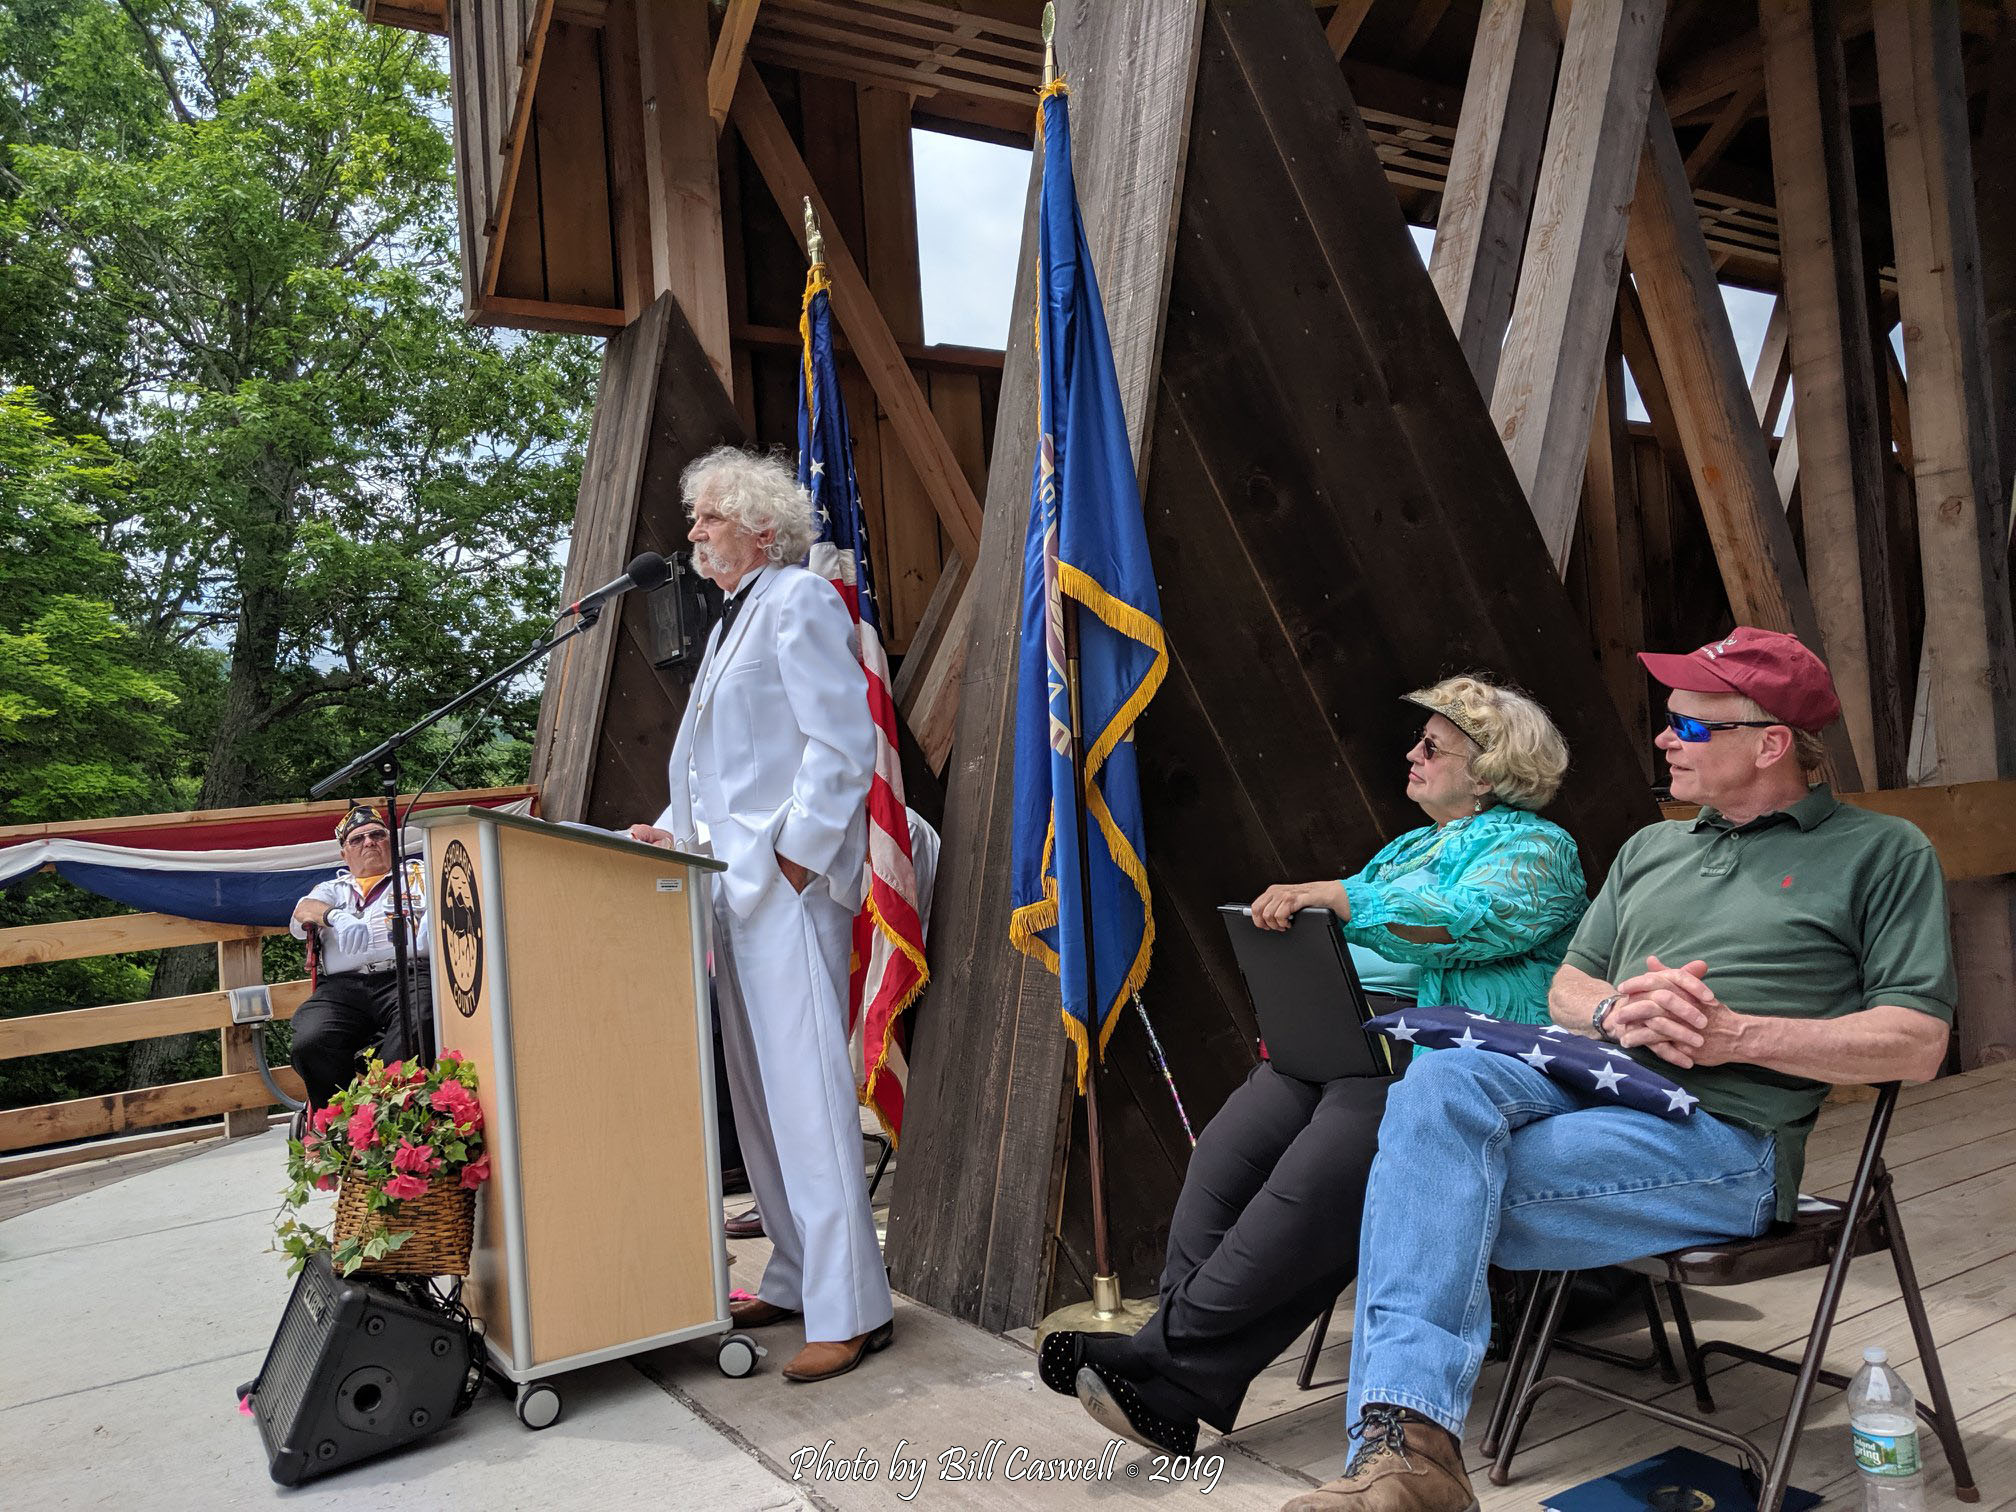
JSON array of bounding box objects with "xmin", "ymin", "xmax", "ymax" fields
[
  {"xmin": 0, "ymin": 913, "xmax": 309, "ymax": 1173},
  {"xmin": 0, "ymin": 784, "xmax": 537, "ymax": 1178}
]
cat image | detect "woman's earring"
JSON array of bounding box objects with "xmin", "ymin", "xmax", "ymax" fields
[{"xmin": 1474, "ymin": 796, "xmax": 1486, "ymax": 814}]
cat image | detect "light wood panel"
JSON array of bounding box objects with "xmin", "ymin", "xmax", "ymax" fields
[
  {"xmin": 491, "ymin": 822, "xmax": 715, "ymax": 1364},
  {"xmin": 1489, "ymin": 0, "xmax": 1666, "ymax": 568},
  {"xmin": 707, "ymin": 0, "xmax": 761, "ymax": 129},
  {"xmin": 1428, "ymin": 0, "xmax": 1561, "ymax": 398}
]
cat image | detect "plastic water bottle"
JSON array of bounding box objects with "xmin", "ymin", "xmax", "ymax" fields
[{"xmin": 1849, "ymin": 1346, "xmax": 1924, "ymax": 1510}]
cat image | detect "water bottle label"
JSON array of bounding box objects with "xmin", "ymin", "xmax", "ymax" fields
[{"xmin": 1853, "ymin": 1425, "xmax": 1921, "ymax": 1476}]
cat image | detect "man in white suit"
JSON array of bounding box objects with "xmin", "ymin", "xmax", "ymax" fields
[{"xmin": 629, "ymin": 447, "xmax": 894, "ymax": 1383}]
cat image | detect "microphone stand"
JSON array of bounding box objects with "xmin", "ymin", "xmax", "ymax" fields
[{"xmin": 308, "ymin": 606, "xmax": 610, "ymax": 1066}]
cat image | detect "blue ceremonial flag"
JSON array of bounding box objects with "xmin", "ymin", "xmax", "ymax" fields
[
  {"xmin": 1009, "ymin": 78, "xmax": 1169, "ymax": 1092},
  {"xmin": 1365, "ymin": 1005, "xmax": 1702, "ymax": 1121}
]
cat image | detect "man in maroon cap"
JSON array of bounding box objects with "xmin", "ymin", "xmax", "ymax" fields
[{"xmin": 1286, "ymin": 628, "xmax": 1955, "ymax": 1512}]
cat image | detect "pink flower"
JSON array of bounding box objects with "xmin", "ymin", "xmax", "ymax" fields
[
  {"xmin": 383, "ymin": 1060, "xmax": 404, "ymax": 1081},
  {"xmin": 430, "ymin": 1081, "xmax": 475, "ymax": 1117},
  {"xmin": 438, "ymin": 1050, "xmax": 462, "ymax": 1064},
  {"xmin": 310, "ymin": 1105, "xmax": 339, "ymax": 1134},
  {"xmin": 300, "ymin": 1134, "xmax": 320, "ymax": 1160},
  {"xmin": 391, "ymin": 1140, "xmax": 440, "ymax": 1176},
  {"xmin": 347, "ymin": 1104, "xmax": 381, "ymax": 1150},
  {"xmin": 458, "ymin": 1153, "xmax": 492, "ymax": 1190},
  {"xmin": 383, "ymin": 1172, "xmax": 430, "ymax": 1201},
  {"xmin": 313, "ymin": 1174, "xmax": 337, "ymax": 1191}
]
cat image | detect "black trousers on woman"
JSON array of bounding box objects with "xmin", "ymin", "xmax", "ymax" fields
[{"xmin": 1104, "ymin": 1043, "xmax": 1405, "ymax": 1431}]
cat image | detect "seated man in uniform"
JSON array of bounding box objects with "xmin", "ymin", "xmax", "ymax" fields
[
  {"xmin": 288, "ymin": 805, "xmax": 432, "ymax": 1108},
  {"xmin": 1287, "ymin": 628, "xmax": 1956, "ymax": 1512}
]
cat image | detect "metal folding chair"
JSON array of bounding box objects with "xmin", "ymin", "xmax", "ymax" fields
[{"xmin": 1483, "ymin": 1084, "xmax": 1980, "ymax": 1511}]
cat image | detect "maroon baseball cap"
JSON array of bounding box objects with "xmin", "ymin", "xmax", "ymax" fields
[{"xmin": 1638, "ymin": 627, "xmax": 1842, "ymax": 731}]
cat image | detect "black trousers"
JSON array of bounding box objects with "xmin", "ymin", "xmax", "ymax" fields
[
  {"xmin": 1112, "ymin": 1048, "xmax": 1406, "ymax": 1431},
  {"xmin": 290, "ymin": 964, "xmax": 434, "ymax": 1108}
]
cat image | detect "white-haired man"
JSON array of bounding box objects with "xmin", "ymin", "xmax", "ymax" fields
[
  {"xmin": 629, "ymin": 446, "xmax": 892, "ymax": 1383},
  {"xmin": 1288, "ymin": 629, "xmax": 1954, "ymax": 1512}
]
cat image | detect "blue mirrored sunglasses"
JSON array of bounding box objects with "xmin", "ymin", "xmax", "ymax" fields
[{"xmin": 1664, "ymin": 712, "xmax": 1781, "ymax": 743}]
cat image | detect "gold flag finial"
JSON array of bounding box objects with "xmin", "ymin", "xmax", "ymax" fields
[
  {"xmin": 1042, "ymin": 3, "xmax": 1056, "ymax": 86},
  {"xmin": 803, "ymin": 196, "xmax": 824, "ymax": 268}
]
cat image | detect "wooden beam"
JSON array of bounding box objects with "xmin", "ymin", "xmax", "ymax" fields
[
  {"xmin": 0, "ymin": 914, "xmax": 282, "ymax": 971},
  {"xmin": 892, "ymin": 552, "xmax": 973, "ymax": 773},
  {"xmin": 888, "ymin": 0, "xmax": 1204, "ymax": 1334},
  {"xmin": 1681, "ymin": 79, "xmax": 1760, "ymax": 182},
  {"xmin": 1876, "ymin": 0, "xmax": 2016, "ymax": 1070},
  {"xmin": 1885, "ymin": 338, "xmax": 1916, "ymax": 473},
  {"xmin": 216, "ymin": 936, "xmax": 267, "ymax": 1138},
  {"xmin": 729, "ymin": 320, "xmax": 1005, "ymax": 374},
  {"xmin": 1428, "ymin": 0, "xmax": 1562, "ymax": 398},
  {"xmin": 1396, "ymin": 0, "xmax": 1453, "ymax": 61},
  {"xmin": 634, "ymin": 0, "xmax": 734, "ymax": 394},
  {"xmin": 1584, "ymin": 327, "xmax": 1650, "ymax": 763},
  {"xmin": 1617, "ymin": 277, "xmax": 1686, "ymax": 461},
  {"xmin": 707, "ymin": 0, "xmax": 761, "ymax": 130},
  {"xmin": 1325, "ymin": 0, "xmax": 1373, "ymax": 58},
  {"xmin": 1762, "ymin": 0, "xmax": 1906, "ymax": 786},
  {"xmin": 1624, "ymin": 99, "xmax": 1863, "ymax": 789},
  {"xmin": 1748, "ymin": 294, "xmax": 1791, "ymax": 430},
  {"xmin": 0, "ymin": 1070, "xmax": 305, "ymax": 1154},
  {"xmin": 1490, "ymin": 0, "xmax": 1667, "ymax": 569},
  {"xmin": 0, "ymin": 981, "xmax": 310, "ymax": 1060},
  {"xmin": 479, "ymin": 0, "xmax": 557, "ymax": 300},
  {"xmin": 1876, "ymin": 0, "xmax": 2016, "ymax": 784},
  {"xmin": 1659, "ymin": 776, "xmax": 2016, "ymax": 882},
  {"xmin": 731, "ymin": 61, "xmax": 984, "ymax": 562}
]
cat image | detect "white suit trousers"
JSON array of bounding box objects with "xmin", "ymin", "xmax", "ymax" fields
[{"xmin": 712, "ymin": 882, "xmax": 893, "ymax": 1342}]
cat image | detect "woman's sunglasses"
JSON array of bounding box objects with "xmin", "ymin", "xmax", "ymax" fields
[
  {"xmin": 1415, "ymin": 729, "xmax": 1470, "ymax": 761},
  {"xmin": 1664, "ymin": 712, "xmax": 1781, "ymax": 743}
]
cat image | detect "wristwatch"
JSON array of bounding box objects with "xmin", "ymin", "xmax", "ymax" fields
[{"xmin": 1589, "ymin": 994, "xmax": 1622, "ymax": 1042}]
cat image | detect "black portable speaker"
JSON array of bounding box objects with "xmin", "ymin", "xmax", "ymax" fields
[{"xmin": 247, "ymin": 1251, "xmax": 473, "ymax": 1486}]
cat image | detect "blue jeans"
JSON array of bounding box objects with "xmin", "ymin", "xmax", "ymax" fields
[{"xmin": 1347, "ymin": 1050, "xmax": 1777, "ymax": 1437}]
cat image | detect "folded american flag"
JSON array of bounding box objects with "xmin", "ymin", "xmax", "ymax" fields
[{"xmin": 1366, "ymin": 1005, "xmax": 1700, "ymax": 1120}]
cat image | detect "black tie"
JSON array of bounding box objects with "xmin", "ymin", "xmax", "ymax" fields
[{"xmin": 718, "ymin": 583, "xmax": 750, "ymax": 639}]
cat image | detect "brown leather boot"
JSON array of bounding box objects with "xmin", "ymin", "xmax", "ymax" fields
[
  {"xmin": 1280, "ymin": 1405, "xmax": 1477, "ymax": 1512},
  {"xmin": 728, "ymin": 1296, "xmax": 799, "ymax": 1327},
  {"xmin": 781, "ymin": 1320, "xmax": 895, "ymax": 1383}
]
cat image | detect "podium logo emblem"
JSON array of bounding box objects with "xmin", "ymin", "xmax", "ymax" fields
[{"xmin": 438, "ymin": 840, "xmax": 483, "ymax": 1018}]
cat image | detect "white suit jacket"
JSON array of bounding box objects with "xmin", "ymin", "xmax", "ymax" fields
[{"xmin": 656, "ymin": 564, "xmax": 874, "ymax": 919}]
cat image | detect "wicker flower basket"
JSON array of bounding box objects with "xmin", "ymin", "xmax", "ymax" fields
[{"xmin": 333, "ymin": 1178, "xmax": 475, "ymax": 1277}]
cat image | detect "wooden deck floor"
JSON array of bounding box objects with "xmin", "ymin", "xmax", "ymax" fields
[{"xmin": 1195, "ymin": 1059, "xmax": 2016, "ymax": 1509}]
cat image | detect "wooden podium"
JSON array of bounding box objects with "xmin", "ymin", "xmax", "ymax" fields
[{"xmin": 413, "ymin": 808, "xmax": 749, "ymax": 1424}]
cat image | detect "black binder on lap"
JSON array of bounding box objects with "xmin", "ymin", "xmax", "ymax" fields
[{"xmin": 1219, "ymin": 904, "xmax": 1396, "ymax": 1082}]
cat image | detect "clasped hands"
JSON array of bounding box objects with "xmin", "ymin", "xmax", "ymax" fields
[
  {"xmin": 625, "ymin": 824, "xmax": 812, "ymax": 893},
  {"xmin": 1603, "ymin": 955, "xmax": 1748, "ymax": 1069}
]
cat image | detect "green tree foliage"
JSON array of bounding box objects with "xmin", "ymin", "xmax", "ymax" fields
[
  {"xmin": 0, "ymin": 0, "xmax": 597, "ymax": 813},
  {"xmin": 0, "ymin": 388, "xmax": 180, "ymax": 821},
  {"xmin": 0, "ymin": 0, "xmax": 600, "ymax": 1099}
]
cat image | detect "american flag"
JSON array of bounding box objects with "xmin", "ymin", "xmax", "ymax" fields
[
  {"xmin": 1365, "ymin": 1004, "xmax": 1701, "ymax": 1120},
  {"xmin": 798, "ymin": 259, "xmax": 927, "ymax": 1141}
]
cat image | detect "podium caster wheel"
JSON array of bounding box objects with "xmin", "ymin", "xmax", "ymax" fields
[
  {"xmin": 515, "ymin": 1382, "xmax": 562, "ymax": 1430},
  {"xmin": 718, "ymin": 1333, "xmax": 759, "ymax": 1378}
]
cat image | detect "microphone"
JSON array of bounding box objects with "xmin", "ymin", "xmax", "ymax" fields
[{"xmin": 565, "ymin": 551, "xmax": 671, "ymax": 618}]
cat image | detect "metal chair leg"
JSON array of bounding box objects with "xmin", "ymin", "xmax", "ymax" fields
[
  {"xmin": 1488, "ymin": 1271, "xmax": 1574, "ymax": 1487},
  {"xmin": 1298, "ymin": 1301, "xmax": 1334, "ymax": 1390},
  {"xmin": 866, "ymin": 1133, "xmax": 894, "ymax": 1203},
  {"xmin": 1882, "ymin": 1183, "xmax": 1980, "ymax": 1502},
  {"xmin": 1636, "ymin": 1273, "xmax": 1681, "ymax": 1384},
  {"xmin": 1663, "ymin": 1280, "xmax": 1717, "ymax": 1413},
  {"xmin": 1482, "ymin": 1272, "xmax": 1551, "ymax": 1457}
]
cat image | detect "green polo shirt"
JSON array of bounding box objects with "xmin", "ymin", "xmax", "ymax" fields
[{"xmin": 1563, "ymin": 786, "xmax": 1954, "ymax": 1220}]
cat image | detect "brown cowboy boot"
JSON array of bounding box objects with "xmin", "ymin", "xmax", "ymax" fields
[{"xmin": 1280, "ymin": 1404, "xmax": 1477, "ymax": 1512}]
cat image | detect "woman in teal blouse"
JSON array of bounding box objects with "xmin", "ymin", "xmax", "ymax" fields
[{"xmin": 1045, "ymin": 676, "xmax": 1588, "ymax": 1455}]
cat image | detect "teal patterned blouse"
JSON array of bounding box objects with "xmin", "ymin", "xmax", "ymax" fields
[{"xmin": 1338, "ymin": 804, "xmax": 1588, "ymax": 1026}]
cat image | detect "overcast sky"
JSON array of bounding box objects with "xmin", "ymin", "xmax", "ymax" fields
[{"xmin": 910, "ymin": 128, "xmax": 1791, "ymax": 433}]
